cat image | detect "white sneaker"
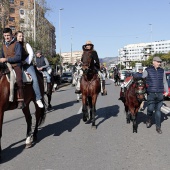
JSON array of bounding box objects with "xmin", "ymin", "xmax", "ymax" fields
[{"xmin": 36, "ymin": 100, "xmax": 44, "ymax": 108}]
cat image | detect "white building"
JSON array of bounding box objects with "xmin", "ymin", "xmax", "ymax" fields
[
  {"xmin": 61, "ymin": 51, "xmax": 83, "ymax": 65},
  {"xmin": 118, "ymin": 40, "xmax": 170, "ymax": 69}
]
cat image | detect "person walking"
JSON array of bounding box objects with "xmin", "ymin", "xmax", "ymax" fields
[
  {"xmin": 15, "ymin": 31, "xmax": 44, "ymax": 108},
  {"xmin": 143, "ymin": 56, "xmax": 168, "ymax": 134},
  {"xmin": 35, "ymin": 50, "xmax": 51, "ymax": 94},
  {"xmin": 0, "ymin": 28, "xmax": 25, "ymax": 109}
]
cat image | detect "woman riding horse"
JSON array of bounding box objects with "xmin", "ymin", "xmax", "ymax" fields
[
  {"xmin": 75, "ymin": 41, "xmax": 107, "ymax": 95},
  {"xmin": 80, "ymin": 47, "xmax": 101, "ymax": 129}
]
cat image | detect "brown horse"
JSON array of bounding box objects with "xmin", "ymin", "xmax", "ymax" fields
[
  {"xmin": 0, "ymin": 63, "xmax": 46, "ymax": 159},
  {"xmin": 123, "ymin": 77, "xmax": 146, "ymax": 133},
  {"xmin": 80, "ymin": 51, "xmax": 101, "ymax": 129}
]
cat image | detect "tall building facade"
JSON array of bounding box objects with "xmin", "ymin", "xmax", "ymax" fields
[
  {"xmin": 119, "ymin": 40, "xmax": 170, "ymax": 69},
  {"xmin": 61, "ymin": 51, "xmax": 83, "ymax": 65},
  {"xmin": 0, "ymin": 0, "xmax": 56, "ymax": 55}
]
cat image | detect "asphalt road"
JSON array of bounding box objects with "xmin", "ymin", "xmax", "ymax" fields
[{"xmin": 1, "ymin": 79, "xmax": 170, "ymax": 170}]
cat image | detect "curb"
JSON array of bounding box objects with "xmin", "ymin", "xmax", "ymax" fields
[{"xmin": 57, "ymin": 83, "xmax": 71, "ymax": 89}]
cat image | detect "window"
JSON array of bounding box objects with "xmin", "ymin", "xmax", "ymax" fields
[
  {"xmin": 9, "ymin": 17, "xmax": 15, "ymax": 22},
  {"xmin": 10, "ymin": 8, "xmax": 15, "ymax": 13},
  {"xmin": 20, "ymin": 1, "xmax": 24, "ymax": 6},
  {"xmin": 20, "ymin": 9, "xmax": 24, "ymax": 15},
  {"xmin": 9, "ymin": 0, "xmax": 14, "ymax": 4}
]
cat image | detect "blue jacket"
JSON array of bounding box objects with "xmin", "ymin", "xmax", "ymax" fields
[
  {"xmin": 145, "ymin": 66, "xmax": 164, "ymax": 93},
  {"xmin": 133, "ymin": 72, "xmax": 143, "ymax": 78}
]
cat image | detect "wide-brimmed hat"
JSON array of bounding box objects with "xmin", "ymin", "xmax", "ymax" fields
[
  {"xmin": 84, "ymin": 40, "xmax": 93, "ymax": 46},
  {"xmin": 153, "ymin": 56, "xmax": 162, "ymax": 62},
  {"xmin": 138, "ymin": 66, "xmax": 143, "ymax": 70}
]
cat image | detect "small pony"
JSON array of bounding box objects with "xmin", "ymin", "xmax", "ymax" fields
[
  {"xmin": 123, "ymin": 77, "xmax": 146, "ymax": 133},
  {"xmin": 0, "ymin": 63, "xmax": 46, "ymax": 159},
  {"xmin": 80, "ymin": 51, "xmax": 101, "ymax": 129}
]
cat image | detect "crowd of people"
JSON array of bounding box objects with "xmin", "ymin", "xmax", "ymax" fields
[{"xmin": 1, "ymin": 27, "xmax": 168, "ymax": 134}]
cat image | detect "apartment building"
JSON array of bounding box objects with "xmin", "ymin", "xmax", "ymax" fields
[
  {"xmin": 61, "ymin": 51, "xmax": 83, "ymax": 65},
  {"xmin": 0, "ymin": 0, "xmax": 56, "ymax": 55},
  {"xmin": 118, "ymin": 40, "xmax": 170, "ymax": 69}
]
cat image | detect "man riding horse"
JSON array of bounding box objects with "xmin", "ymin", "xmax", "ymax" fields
[{"xmin": 75, "ymin": 40, "xmax": 107, "ymax": 95}]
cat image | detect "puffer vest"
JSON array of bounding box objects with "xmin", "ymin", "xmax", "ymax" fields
[
  {"xmin": 3, "ymin": 41, "xmax": 18, "ymax": 67},
  {"xmin": 146, "ymin": 66, "xmax": 164, "ymax": 93},
  {"xmin": 36, "ymin": 56, "xmax": 46, "ymax": 69}
]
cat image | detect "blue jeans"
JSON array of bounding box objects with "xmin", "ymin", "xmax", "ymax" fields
[
  {"xmin": 25, "ymin": 65, "xmax": 42, "ymax": 101},
  {"xmin": 42, "ymin": 71, "xmax": 51, "ymax": 83},
  {"xmin": 147, "ymin": 92, "xmax": 164, "ymax": 128}
]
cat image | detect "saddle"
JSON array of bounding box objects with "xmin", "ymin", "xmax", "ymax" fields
[{"xmin": 5, "ymin": 63, "xmax": 33, "ymax": 102}]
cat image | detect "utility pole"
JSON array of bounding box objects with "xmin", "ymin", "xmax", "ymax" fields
[{"xmin": 33, "ymin": 0, "xmax": 36, "ymax": 42}]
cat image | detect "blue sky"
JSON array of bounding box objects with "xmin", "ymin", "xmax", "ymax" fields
[{"xmin": 45, "ymin": 0, "xmax": 170, "ymax": 58}]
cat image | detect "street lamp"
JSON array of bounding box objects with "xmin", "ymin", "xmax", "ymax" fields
[
  {"xmin": 149, "ymin": 23, "xmax": 153, "ymax": 54},
  {"xmin": 59, "ymin": 8, "xmax": 64, "ymax": 69},
  {"xmin": 33, "ymin": 0, "xmax": 36, "ymax": 42},
  {"xmin": 71, "ymin": 27, "xmax": 74, "ymax": 64}
]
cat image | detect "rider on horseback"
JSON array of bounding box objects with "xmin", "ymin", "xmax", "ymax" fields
[
  {"xmin": 75, "ymin": 40, "xmax": 107, "ymax": 94},
  {"xmin": 35, "ymin": 50, "xmax": 51, "ymax": 95},
  {"xmin": 15, "ymin": 31, "xmax": 44, "ymax": 108},
  {"xmin": 0, "ymin": 28, "xmax": 25, "ymax": 109}
]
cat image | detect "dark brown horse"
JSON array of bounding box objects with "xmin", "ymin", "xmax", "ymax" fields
[
  {"xmin": 123, "ymin": 77, "xmax": 146, "ymax": 133},
  {"xmin": 80, "ymin": 51, "xmax": 101, "ymax": 129},
  {"xmin": 0, "ymin": 63, "xmax": 46, "ymax": 159}
]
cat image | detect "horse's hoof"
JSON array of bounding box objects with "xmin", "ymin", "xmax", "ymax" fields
[
  {"xmin": 48, "ymin": 104, "xmax": 52, "ymax": 109},
  {"xmin": 25, "ymin": 143, "xmax": 32, "ymax": 149},
  {"xmin": 91, "ymin": 125, "xmax": 97, "ymax": 129},
  {"xmin": 83, "ymin": 117, "xmax": 87, "ymax": 122}
]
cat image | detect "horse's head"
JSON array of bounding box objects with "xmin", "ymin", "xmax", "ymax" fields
[
  {"xmin": 0, "ymin": 63, "xmax": 9, "ymax": 78},
  {"xmin": 81, "ymin": 51, "xmax": 94, "ymax": 74},
  {"xmin": 133, "ymin": 78, "xmax": 146, "ymax": 102}
]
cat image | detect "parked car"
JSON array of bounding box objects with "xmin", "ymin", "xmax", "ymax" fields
[
  {"xmin": 164, "ymin": 71, "xmax": 170, "ymax": 99},
  {"xmin": 119, "ymin": 70, "xmax": 127, "ymax": 81},
  {"xmin": 61, "ymin": 72, "xmax": 73, "ymax": 83}
]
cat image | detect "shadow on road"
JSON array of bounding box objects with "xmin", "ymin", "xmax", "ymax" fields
[
  {"xmin": 0, "ymin": 139, "xmax": 25, "ymax": 164},
  {"xmin": 37, "ymin": 113, "xmax": 82, "ymax": 143},
  {"xmin": 96, "ymin": 105, "xmax": 120, "ymax": 127}
]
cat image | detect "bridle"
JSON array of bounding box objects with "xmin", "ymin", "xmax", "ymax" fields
[
  {"xmin": 134, "ymin": 79, "xmax": 146, "ymax": 94},
  {"xmin": 133, "ymin": 79, "xmax": 146, "ymax": 102}
]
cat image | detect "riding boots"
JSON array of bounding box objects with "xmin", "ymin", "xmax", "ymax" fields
[
  {"xmin": 17, "ymin": 87, "xmax": 25, "ymax": 109},
  {"xmin": 156, "ymin": 126, "xmax": 162, "ymax": 134},
  {"xmin": 146, "ymin": 116, "xmax": 152, "ymax": 128}
]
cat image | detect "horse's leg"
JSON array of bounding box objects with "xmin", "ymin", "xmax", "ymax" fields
[
  {"xmin": 129, "ymin": 108, "xmax": 138, "ymax": 133},
  {"xmin": 82, "ymin": 95, "xmax": 88, "ymax": 122},
  {"xmin": 22, "ymin": 105, "xmax": 33, "ymax": 148},
  {"xmin": 0, "ymin": 109, "xmax": 4, "ymax": 159},
  {"xmin": 125, "ymin": 105, "xmax": 130, "ymax": 124},
  {"xmin": 91, "ymin": 95, "xmax": 97, "ymax": 129},
  {"xmin": 47, "ymin": 93, "xmax": 52, "ymax": 109},
  {"xmin": 33, "ymin": 104, "xmax": 46, "ymax": 141}
]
